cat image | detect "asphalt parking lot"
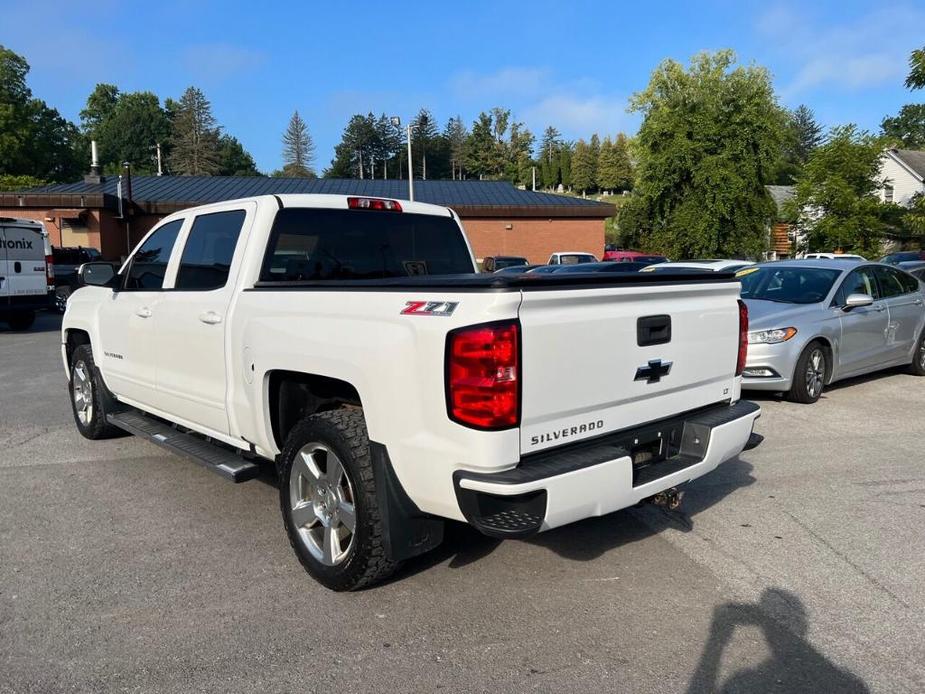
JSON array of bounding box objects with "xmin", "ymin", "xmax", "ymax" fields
[{"xmin": 2, "ymin": 313, "xmax": 924, "ymax": 693}]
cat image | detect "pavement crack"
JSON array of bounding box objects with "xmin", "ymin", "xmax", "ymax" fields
[{"xmin": 780, "ymin": 508, "xmax": 910, "ymax": 609}]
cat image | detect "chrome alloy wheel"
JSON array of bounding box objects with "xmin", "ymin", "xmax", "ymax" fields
[
  {"xmin": 805, "ymin": 348, "xmax": 825, "ymax": 399},
  {"xmin": 72, "ymin": 360, "xmax": 94, "ymax": 426},
  {"xmin": 289, "ymin": 442, "xmax": 357, "ymax": 566}
]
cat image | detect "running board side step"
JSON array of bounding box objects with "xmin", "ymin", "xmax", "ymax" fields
[{"xmin": 107, "ymin": 410, "xmax": 262, "ymax": 482}]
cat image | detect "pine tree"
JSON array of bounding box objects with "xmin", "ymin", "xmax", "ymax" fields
[
  {"xmin": 412, "ymin": 108, "xmax": 440, "ymax": 179},
  {"xmin": 281, "ymin": 110, "xmax": 315, "ymax": 177},
  {"xmin": 445, "ymin": 116, "xmax": 468, "ymax": 179},
  {"xmin": 589, "ymin": 133, "xmax": 601, "ymax": 192},
  {"xmin": 612, "ymin": 133, "xmax": 634, "ymax": 190},
  {"xmin": 791, "ymin": 105, "xmax": 822, "ymax": 165},
  {"xmin": 539, "ymin": 126, "xmax": 562, "ymax": 189},
  {"xmin": 571, "ymin": 139, "xmax": 595, "ymax": 194},
  {"xmin": 168, "ymin": 86, "xmax": 221, "ymax": 175}
]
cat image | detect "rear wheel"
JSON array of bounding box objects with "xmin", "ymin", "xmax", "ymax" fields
[
  {"xmin": 910, "ymin": 331, "xmax": 925, "ymax": 376},
  {"xmin": 69, "ymin": 344, "xmax": 124, "ymax": 439},
  {"xmin": 279, "ymin": 409, "xmax": 398, "ymax": 591},
  {"xmin": 6, "ymin": 311, "xmax": 35, "ymax": 331},
  {"xmin": 788, "ymin": 342, "xmax": 827, "ymax": 404}
]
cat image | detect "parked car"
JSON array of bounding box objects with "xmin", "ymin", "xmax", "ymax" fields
[
  {"xmin": 738, "ymin": 261, "xmax": 925, "ymax": 403},
  {"xmin": 633, "ymin": 255, "xmax": 669, "ymax": 266},
  {"xmin": 642, "ymin": 259, "xmax": 754, "ymax": 273},
  {"xmin": 482, "ymin": 255, "xmax": 528, "ymax": 273},
  {"xmin": 901, "ymin": 262, "xmax": 925, "ymax": 282},
  {"xmin": 493, "ymin": 264, "xmax": 542, "ymax": 274},
  {"xmin": 547, "ymin": 251, "xmax": 598, "ymax": 265},
  {"xmin": 803, "ymin": 252, "xmax": 867, "ymax": 261},
  {"xmin": 1, "ymin": 217, "xmax": 53, "ymax": 330},
  {"xmin": 602, "ymin": 246, "xmax": 644, "ymax": 261},
  {"xmin": 52, "ymin": 246, "xmax": 102, "ymax": 312},
  {"xmin": 880, "ymin": 251, "xmax": 925, "ymax": 265},
  {"xmin": 546, "ymin": 261, "xmax": 651, "ymax": 274},
  {"xmin": 64, "ymin": 193, "xmax": 760, "ymax": 590}
]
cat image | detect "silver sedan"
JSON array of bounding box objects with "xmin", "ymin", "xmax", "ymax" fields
[{"xmin": 738, "ymin": 260, "xmax": 925, "ymax": 403}]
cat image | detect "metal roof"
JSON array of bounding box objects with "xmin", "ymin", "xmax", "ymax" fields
[{"xmin": 25, "ymin": 176, "xmax": 614, "ymax": 217}]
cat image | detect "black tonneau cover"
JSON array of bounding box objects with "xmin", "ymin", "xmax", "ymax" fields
[{"xmin": 252, "ymin": 271, "xmax": 737, "ymax": 292}]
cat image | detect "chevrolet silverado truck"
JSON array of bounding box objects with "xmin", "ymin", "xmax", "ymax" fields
[{"xmin": 63, "ymin": 194, "xmax": 761, "ymax": 590}]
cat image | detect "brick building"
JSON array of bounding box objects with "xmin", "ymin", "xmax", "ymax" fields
[{"xmin": 0, "ymin": 177, "xmax": 615, "ymax": 264}]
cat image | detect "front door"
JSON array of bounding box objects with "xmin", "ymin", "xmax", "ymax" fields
[
  {"xmin": 96, "ymin": 219, "xmax": 183, "ymax": 404},
  {"xmin": 836, "ymin": 266, "xmax": 890, "ymax": 375},
  {"xmin": 153, "ymin": 205, "xmax": 252, "ymax": 435}
]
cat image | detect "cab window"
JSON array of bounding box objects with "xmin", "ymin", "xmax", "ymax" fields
[
  {"xmin": 175, "ymin": 210, "xmax": 245, "ymax": 290},
  {"xmin": 123, "ymin": 220, "xmax": 183, "ymax": 290}
]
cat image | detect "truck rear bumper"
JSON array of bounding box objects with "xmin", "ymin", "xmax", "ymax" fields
[{"xmin": 453, "ymin": 400, "xmax": 760, "ymax": 538}]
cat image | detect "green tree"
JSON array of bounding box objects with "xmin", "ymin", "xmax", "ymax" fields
[
  {"xmin": 168, "ymin": 86, "xmax": 221, "ymax": 175},
  {"xmin": 218, "ymin": 135, "xmax": 259, "ymax": 176},
  {"xmin": 281, "ymin": 110, "xmax": 315, "ymax": 176},
  {"xmin": 539, "ymin": 126, "xmax": 562, "ymax": 189},
  {"xmin": 0, "ymin": 45, "xmax": 83, "ymax": 181},
  {"xmin": 445, "ymin": 116, "xmax": 468, "ymax": 180},
  {"xmin": 100, "ymin": 91, "xmax": 171, "ymax": 173},
  {"xmin": 326, "ymin": 113, "xmax": 382, "ymax": 178},
  {"xmin": 79, "ymin": 83, "xmax": 119, "ymax": 136},
  {"xmin": 881, "ymin": 104, "xmax": 925, "ymax": 148},
  {"xmin": 506, "ymin": 122, "xmax": 535, "ymax": 186},
  {"xmin": 622, "ymin": 50, "xmax": 786, "ymax": 258},
  {"xmin": 464, "ymin": 112, "xmax": 498, "ymax": 179},
  {"xmin": 570, "ymin": 139, "xmax": 595, "ymax": 194},
  {"xmin": 0, "ymin": 174, "xmax": 46, "ymax": 191},
  {"xmin": 789, "ymin": 125, "xmax": 893, "ymax": 257},
  {"xmin": 906, "ymin": 45, "xmax": 925, "ymax": 90},
  {"xmin": 588, "ymin": 133, "xmax": 601, "ymax": 192},
  {"xmin": 559, "ymin": 141, "xmax": 573, "ymax": 189}
]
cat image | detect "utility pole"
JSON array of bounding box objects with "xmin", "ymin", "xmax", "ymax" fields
[
  {"xmin": 156, "ymin": 143, "xmax": 163, "ymax": 176},
  {"xmin": 407, "ymin": 123, "xmax": 414, "ymax": 201}
]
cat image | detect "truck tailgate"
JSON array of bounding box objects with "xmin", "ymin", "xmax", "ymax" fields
[{"xmin": 518, "ymin": 280, "xmax": 741, "ymax": 454}]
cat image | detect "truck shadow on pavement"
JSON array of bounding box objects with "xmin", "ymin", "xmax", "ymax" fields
[
  {"xmin": 686, "ymin": 587, "xmax": 869, "ymax": 693},
  {"xmin": 391, "ymin": 456, "xmax": 757, "ymax": 581}
]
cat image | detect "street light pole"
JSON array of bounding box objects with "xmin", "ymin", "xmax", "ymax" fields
[{"xmin": 406, "ymin": 123, "xmax": 414, "ymax": 201}]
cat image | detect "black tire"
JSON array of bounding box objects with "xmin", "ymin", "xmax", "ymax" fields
[
  {"xmin": 910, "ymin": 331, "xmax": 925, "ymax": 376},
  {"xmin": 787, "ymin": 341, "xmax": 828, "ymax": 404},
  {"xmin": 7, "ymin": 311, "xmax": 35, "ymax": 331},
  {"xmin": 55, "ymin": 286, "xmax": 72, "ymax": 313},
  {"xmin": 279, "ymin": 409, "xmax": 398, "ymax": 591},
  {"xmin": 69, "ymin": 344, "xmax": 125, "ymax": 439}
]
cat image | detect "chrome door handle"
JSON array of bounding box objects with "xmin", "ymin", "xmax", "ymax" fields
[
  {"xmin": 914, "ymin": 299, "xmax": 923, "ymax": 306},
  {"xmin": 875, "ymin": 305, "xmax": 886, "ymax": 312},
  {"xmin": 135, "ymin": 307, "xmax": 152, "ymax": 318},
  {"xmin": 199, "ymin": 311, "xmax": 223, "ymax": 325}
]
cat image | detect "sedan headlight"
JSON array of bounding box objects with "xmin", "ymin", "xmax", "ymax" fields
[{"xmin": 748, "ymin": 327, "xmax": 798, "ymax": 344}]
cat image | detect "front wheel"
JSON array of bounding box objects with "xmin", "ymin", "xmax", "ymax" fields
[
  {"xmin": 787, "ymin": 342, "xmax": 827, "ymax": 404},
  {"xmin": 69, "ymin": 344, "xmax": 125, "ymax": 439},
  {"xmin": 279, "ymin": 409, "xmax": 398, "ymax": 591},
  {"xmin": 910, "ymin": 331, "xmax": 925, "ymax": 376}
]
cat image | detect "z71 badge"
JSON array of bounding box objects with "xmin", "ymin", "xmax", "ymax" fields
[{"xmin": 400, "ymin": 301, "xmax": 459, "ymax": 317}]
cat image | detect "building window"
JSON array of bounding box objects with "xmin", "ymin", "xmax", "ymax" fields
[{"xmin": 884, "ymin": 185, "xmax": 894, "ymax": 203}]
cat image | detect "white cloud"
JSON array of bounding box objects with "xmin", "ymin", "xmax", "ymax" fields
[
  {"xmin": 758, "ymin": 4, "xmax": 925, "ymax": 98},
  {"xmin": 449, "ymin": 66, "xmax": 633, "ymax": 138}
]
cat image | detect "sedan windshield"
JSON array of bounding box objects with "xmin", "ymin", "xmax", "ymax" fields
[{"xmin": 738, "ymin": 266, "xmax": 841, "ymax": 304}]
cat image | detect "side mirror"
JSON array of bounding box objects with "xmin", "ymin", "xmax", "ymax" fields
[
  {"xmin": 843, "ymin": 293, "xmax": 874, "ymax": 311},
  {"xmin": 78, "ymin": 262, "xmax": 118, "ymax": 288}
]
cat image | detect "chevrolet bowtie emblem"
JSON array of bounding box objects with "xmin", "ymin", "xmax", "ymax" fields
[{"xmin": 634, "ymin": 359, "xmax": 673, "ymax": 384}]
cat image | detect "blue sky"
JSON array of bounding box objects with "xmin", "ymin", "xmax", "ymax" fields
[{"xmin": 2, "ymin": 0, "xmax": 923, "ymax": 174}]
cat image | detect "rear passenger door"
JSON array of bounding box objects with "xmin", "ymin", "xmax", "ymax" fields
[
  {"xmin": 152, "ymin": 204, "xmax": 253, "ymax": 436},
  {"xmin": 874, "ymin": 266, "xmax": 924, "ymax": 361}
]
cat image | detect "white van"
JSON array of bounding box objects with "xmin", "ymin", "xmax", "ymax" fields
[{"xmin": 1, "ymin": 217, "xmax": 53, "ymax": 330}]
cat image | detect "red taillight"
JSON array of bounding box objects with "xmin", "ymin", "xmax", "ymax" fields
[
  {"xmin": 347, "ymin": 197, "xmax": 402, "ymax": 212},
  {"xmin": 736, "ymin": 299, "xmax": 748, "ymax": 376},
  {"xmin": 45, "ymin": 254, "xmax": 55, "ymax": 288},
  {"xmin": 446, "ymin": 320, "xmax": 520, "ymax": 430}
]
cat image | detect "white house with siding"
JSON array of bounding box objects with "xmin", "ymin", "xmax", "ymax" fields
[{"xmin": 878, "ymin": 149, "xmax": 925, "ymax": 206}]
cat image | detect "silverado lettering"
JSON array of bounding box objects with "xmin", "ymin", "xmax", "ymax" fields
[{"xmin": 530, "ymin": 420, "xmax": 605, "ymax": 446}]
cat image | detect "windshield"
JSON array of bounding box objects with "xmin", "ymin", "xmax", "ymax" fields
[{"xmin": 738, "ymin": 266, "xmax": 841, "ymax": 304}]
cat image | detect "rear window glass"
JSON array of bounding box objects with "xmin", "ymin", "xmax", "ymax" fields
[
  {"xmin": 260, "ymin": 208, "xmax": 474, "ymax": 281},
  {"xmin": 176, "ymin": 210, "xmax": 245, "ymax": 290}
]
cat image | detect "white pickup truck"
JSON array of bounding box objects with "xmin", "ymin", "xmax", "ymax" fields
[{"xmin": 63, "ymin": 194, "xmax": 760, "ymax": 590}]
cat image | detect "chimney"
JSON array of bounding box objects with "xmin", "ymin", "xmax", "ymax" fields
[{"xmin": 84, "ymin": 140, "xmax": 104, "ymax": 184}]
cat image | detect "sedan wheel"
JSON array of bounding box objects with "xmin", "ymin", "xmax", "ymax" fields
[{"xmin": 805, "ymin": 348, "xmax": 826, "ymax": 400}]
